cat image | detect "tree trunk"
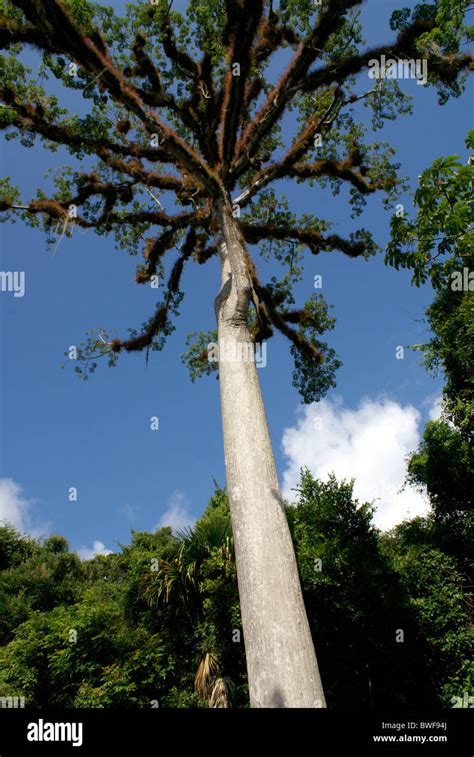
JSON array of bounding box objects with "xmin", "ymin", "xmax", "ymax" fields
[{"xmin": 214, "ymin": 197, "xmax": 326, "ymax": 708}]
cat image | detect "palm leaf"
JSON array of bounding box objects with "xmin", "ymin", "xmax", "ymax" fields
[
  {"xmin": 209, "ymin": 677, "xmax": 235, "ymax": 708},
  {"xmin": 194, "ymin": 651, "xmax": 220, "ymax": 699}
]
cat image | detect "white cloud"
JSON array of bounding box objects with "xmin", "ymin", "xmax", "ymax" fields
[
  {"xmin": 0, "ymin": 478, "xmax": 48, "ymax": 537},
  {"xmin": 281, "ymin": 396, "xmax": 430, "ymax": 530},
  {"xmin": 154, "ymin": 490, "xmax": 195, "ymax": 533},
  {"xmin": 77, "ymin": 540, "xmax": 113, "ymax": 561},
  {"xmin": 428, "ymin": 395, "xmax": 443, "ymax": 421},
  {"xmin": 0, "ymin": 479, "xmax": 112, "ymax": 558},
  {"xmin": 0, "ymin": 478, "xmax": 29, "ymax": 530}
]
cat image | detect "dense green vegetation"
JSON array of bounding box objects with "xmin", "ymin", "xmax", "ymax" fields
[
  {"xmin": 0, "ymin": 469, "xmax": 471, "ymax": 709},
  {"xmin": 387, "ymin": 130, "xmax": 473, "ymax": 582}
]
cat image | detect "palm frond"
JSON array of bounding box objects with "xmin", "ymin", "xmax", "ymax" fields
[
  {"xmin": 209, "ymin": 676, "xmax": 235, "ymax": 708},
  {"xmin": 194, "ymin": 651, "xmax": 220, "ymax": 699},
  {"xmin": 195, "ymin": 653, "xmax": 235, "ymax": 708}
]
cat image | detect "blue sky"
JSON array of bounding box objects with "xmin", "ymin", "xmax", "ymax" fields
[{"xmin": 0, "ymin": 0, "xmax": 472, "ymax": 555}]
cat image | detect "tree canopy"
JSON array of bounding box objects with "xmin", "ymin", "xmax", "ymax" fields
[{"xmin": 0, "ymin": 0, "xmax": 472, "ymax": 399}]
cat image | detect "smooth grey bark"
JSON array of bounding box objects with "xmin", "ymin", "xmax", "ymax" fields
[{"xmin": 214, "ymin": 197, "xmax": 326, "ymax": 708}]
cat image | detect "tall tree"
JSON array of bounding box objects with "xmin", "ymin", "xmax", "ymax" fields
[{"xmin": 0, "ymin": 0, "xmax": 471, "ymax": 706}]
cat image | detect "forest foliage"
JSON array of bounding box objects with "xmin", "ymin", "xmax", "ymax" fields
[{"xmin": 0, "ymin": 465, "xmax": 471, "ymax": 709}]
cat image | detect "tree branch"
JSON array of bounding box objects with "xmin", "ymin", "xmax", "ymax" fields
[
  {"xmin": 111, "ymin": 227, "xmax": 198, "ymax": 354},
  {"xmin": 0, "ymin": 84, "xmax": 173, "ymax": 164},
  {"xmin": 241, "ymin": 221, "xmax": 369, "ymax": 257},
  {"xmin": 161, "ymin": 14, "xmax": 200, "ymax": 80},
  {"xmin": 218, "ymin": 0, "xmax": 265, "ymax": 173},
  {"xmin": 11, "ymin": 0, "xmax": 223, "ymax": 197},
  {"xmin": 233, "ymin": 86, "xmax": 344, "ymax": 206},
  {"xmin": 130, "ymin": 33, "xmax": 176, "ymax": 110},
  {"xmin": 253, "ymin": 278, "xmax": 323, "ymax": 363},
  {"xmin": 0, "ymin": 15, "xmax": 52, "ymax": 49},
  {"xmin": 299, "ymin": 18, "xmax": 472, "ymax": 93},
  {"xmin": 232, "ymin": 0, "xmax": 362, "ymax": 180},
  {"xmin": 287, "ymin": 154, "xmax": 396, "ymax": 194},
  {"xmin": 136, "ymin": 228, "xmax": 177, "ymax": 284},
  {"xmin": 2, "ymin": 190, "xmax": 209, "ymax": 234}
]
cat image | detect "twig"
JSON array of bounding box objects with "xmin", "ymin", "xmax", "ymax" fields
[{"xmin": 144, "ymin": 186, "xmax": 165, "ymax": 211}]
